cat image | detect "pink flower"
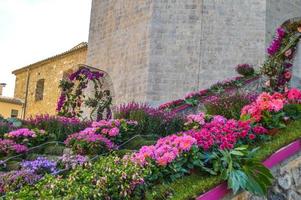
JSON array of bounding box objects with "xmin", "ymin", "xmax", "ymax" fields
[
  {"xmin": 287, "ymin": 88, "xmax": 301, "ymax": 101},
  {"xmin": 108, "ymin": 127, "xmax": 119, "ymax": 137}
]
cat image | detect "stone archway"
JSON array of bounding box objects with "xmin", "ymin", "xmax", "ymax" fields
[{"xmin": 78, "ymin": 64, "xmax": 115, "ymax": 121}]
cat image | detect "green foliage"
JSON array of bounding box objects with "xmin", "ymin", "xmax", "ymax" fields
[
  {"xmin": 217, "ymin": 147, "xmax": 273, "ymax": 196},
  {"xmin": 283, "ymin": 104, "xmax": 301, "ymax": 120},
  {"xmin": 261, "ymin": 110, "xmax": 286, "ymax": 129},
  {"xmin": 6, "ymin": 155, "xmax": 151, "ymax": 200},
  {"xmin": 204, "ymin": 93, "xmax": 252, "ymax": 119}
]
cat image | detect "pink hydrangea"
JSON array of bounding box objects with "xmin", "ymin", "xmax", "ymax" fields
[{"xmin": 132, "ymin": 135, "xmax": 197, "ymax": 166}]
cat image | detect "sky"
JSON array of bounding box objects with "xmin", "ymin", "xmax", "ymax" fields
[{"xmin": 0, "ymin": 0, "xmax": 92, "ymax": 97}]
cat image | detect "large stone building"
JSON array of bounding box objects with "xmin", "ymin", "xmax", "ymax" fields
[
  {"xmin": 87, "ymin": 0, "xmax": 301, "ymax": 106},
  {"xmin": 13, "ymin": 43, "xmax": 87, "ymax": 119}
]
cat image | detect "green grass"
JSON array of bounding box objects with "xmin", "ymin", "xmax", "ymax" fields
[{"xmin": 145, "ymin": 120, "xmax": 301, "ymax": 200}]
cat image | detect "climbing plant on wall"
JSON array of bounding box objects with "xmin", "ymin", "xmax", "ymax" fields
[
  {"xmin": 261, "ymin": 20, "xmax": 301, "ymax": 92},
  {"xmin": 56, "ymin": 67, "xmax": 112, "ymax": 120}
]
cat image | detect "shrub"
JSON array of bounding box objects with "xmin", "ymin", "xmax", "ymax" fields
[
  {"xmin": 24, "ymin": 114, "xmax": 89, "ymax": 141},
  {"xmin": 204, "ymin": 92, "xmax": 255, "ymax": 119},
  {"xmin": 6, "ymin": 155, "xmax": 150, "ymax": 200},
  {"xmin": 114, "ymin": 102, "xmax": 184, "ymax": 136},
  {"xmin": 235, "ymin": 64, "xmax": 255, "ymax": 77}
]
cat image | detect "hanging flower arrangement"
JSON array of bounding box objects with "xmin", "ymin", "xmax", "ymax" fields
[
  {"xmin": 56, "ymin": 67, "xmax": 112, "ymax": 120},
  {"xmin": 261, "ymin": 21, "xmax": 301, "ymax": 92}
]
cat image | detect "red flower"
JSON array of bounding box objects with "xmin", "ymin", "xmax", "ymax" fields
[{"xmin": 249, "ymin": 134, "xmax": 256, "ymax": 140}]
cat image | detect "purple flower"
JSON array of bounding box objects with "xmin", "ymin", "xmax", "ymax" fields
[
  {"xmin": 56, "ymin": 94, "xmax": 66, "ymax": 111},
  {"xmin": 267, "ymin": 27, "xmax": 286, "ymax": 56},
  {"xmin": 21, "ymin": 157, "xmax": 58, "ymax": 175}
]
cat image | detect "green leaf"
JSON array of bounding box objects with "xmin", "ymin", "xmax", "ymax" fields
[
  {"xmin": 227, "ymin": 170, "xmax": 248, "ymax": 194},
  {"xmin": 230, "ymin": 150, "xmax": 244, "ymax": 156}
]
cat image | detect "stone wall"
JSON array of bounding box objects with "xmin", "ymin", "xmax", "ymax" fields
[
  {"xmin": 87, "ymin": 0, "xmax": 153, "ymax": 105},
  {"xmin": 223, "ymin": 150, "xmax": 301, "ymax": 200},
  {"xmin": 199, "ymin": 0, "xmax": 266, "ymax": 89},
  {"xmin": 13, "ymin": 47, "xmax": 87, "ymax": 118},
  {"xmin": 87, "ymin": 0, "xmax": 301, "ymax": 106}
]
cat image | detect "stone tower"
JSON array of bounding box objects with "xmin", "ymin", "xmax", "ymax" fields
[{"xmin": 86, "ymin": 0, "xmax": 301, "ymax": 106}]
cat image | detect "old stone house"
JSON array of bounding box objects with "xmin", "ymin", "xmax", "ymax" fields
[{"xmin": 12, "ymin": 43, "xmax": 87, "ymax": 119}]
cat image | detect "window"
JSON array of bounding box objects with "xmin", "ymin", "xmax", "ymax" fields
[
  {"xmin": 35, "ymin": 79, "xmax": 45, "ymax": 101},
  {"xmin": 11, "ymin": 109, "xmax": 18, "ymax": 118}
]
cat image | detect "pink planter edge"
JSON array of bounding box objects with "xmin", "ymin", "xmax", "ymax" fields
[{"xmin": 196, "ymin": 139, "xmax": 301, "ymax": 200}]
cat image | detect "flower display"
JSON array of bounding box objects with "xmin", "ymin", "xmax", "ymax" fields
[
  {"xmin": 241, "ymin": 92, "xmax": 286, "ymax": 122},
  {"xmin": 21, "ymin": 157, "xmax": 58, "ymax": 175},
  {"xmin": 0, "ymin": 139, "xmax": 28, "ymax": 156},
  {"xmin": 185, "ymin": 117, "xmax": 254, "ymax": 150},
  {"xmin": 131, "ymin": 134, "xmax": 197, "ymax": 166}
]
